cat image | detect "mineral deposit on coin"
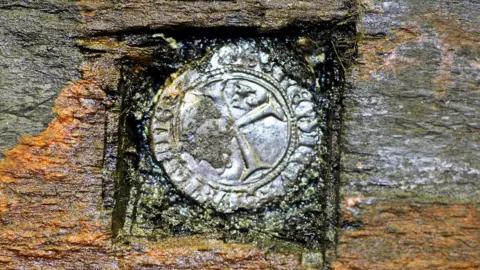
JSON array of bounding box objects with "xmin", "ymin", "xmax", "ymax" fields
[{"xmin": 150, "ymin": 42, "xmax": 320, "ymax": 212}]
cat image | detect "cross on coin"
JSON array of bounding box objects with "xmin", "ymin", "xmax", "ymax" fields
[{"xmin": 220, "ymin": 80, "xmax": 287, "ymax": 181}]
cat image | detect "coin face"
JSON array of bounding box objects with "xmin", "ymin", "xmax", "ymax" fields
[{"xmin": 150, "ymin": 43, "xmax": 320, "ymax": 212}]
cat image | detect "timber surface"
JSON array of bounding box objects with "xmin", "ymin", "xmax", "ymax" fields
[
  {"xmin": 337, "ymin": 0, "xmax": 480, "ymax": 268},
  {"xmin": 342, "ymin": 0, "xmax": 480, "ymax": 201},
  {"xmin": 0, "ymin": 0, "xmax": 479, "ymax": 268},
  {"xmin": 334, "ymin": 199, "xmax": 480, "ymax": 269},
  {"xmin": 0, "ymin": 0, "xmax": 354, "ymax": 268},
  {"xmin": 0, "ymin": 0, "xmax": 82, "ymax": 158},
  {"xmin": 78, "ymin": 0, "xmax": 355, "ymax": 35}
]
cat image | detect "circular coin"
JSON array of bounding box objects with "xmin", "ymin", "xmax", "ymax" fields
[{"xmin": 150, "ymin": 43, "xmax": 320, "ymax": 212}]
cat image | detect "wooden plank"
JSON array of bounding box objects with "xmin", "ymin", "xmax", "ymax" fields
[{"xmin": 78, "ymin": 0, "xmax": 356, "ymax": 35}]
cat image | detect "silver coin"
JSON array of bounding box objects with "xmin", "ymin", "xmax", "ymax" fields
[{"xmin": 150, "ymin": 42, "xmax": 320, "ymax": 212}]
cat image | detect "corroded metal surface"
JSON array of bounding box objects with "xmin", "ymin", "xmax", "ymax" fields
[{"xmin": 151, "ymin": 42, "xmax": 319, "ymax": 212}]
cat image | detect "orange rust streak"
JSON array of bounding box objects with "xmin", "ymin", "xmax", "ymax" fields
[
  {"xmin": 0, "ymin": 67, "xmax": 109, "ymax": 267},
  {"xmin": 424, "ymin": 13, "xmax": 480, "ymax": 98},
  {"xmin": 122, "ymin": 237, "xmax": 300, "ymax": 268},
  {"xmin": 0, "ymin": 81, "xmax": 105, "ymax": 184},
  {"xmin": 334, "ymin": 201, "xmax": 480, "ymax": 269},
  {"xmin": 355, "ymin": 27, "xmax": 422, "ymax": 82}
]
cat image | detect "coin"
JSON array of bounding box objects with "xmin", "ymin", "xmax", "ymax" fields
[{"xmin": 151, "ymin": 42, "xmax": 319, "ymax": 212}]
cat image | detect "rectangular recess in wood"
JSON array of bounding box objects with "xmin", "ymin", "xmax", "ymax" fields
[{"xmin": 90, "ymin": 8, "xmax": 357, "ymax": 267}]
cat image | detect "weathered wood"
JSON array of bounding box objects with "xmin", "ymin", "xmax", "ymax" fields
[
  {"xmin": 78, "ymin": 0, "xmax": 356, "ymax": 35},
  {"xmin": 0, "ymin": 0, "xmax": 82, "ymax": 158},
  {"xmin": 0, "ymin": 0, "xmax": 354, "ymax": 268},
  {"xmin": 0, "ymin": 58, "xmax": 304, "ymax": 268},
  {"xmin": 334, "ymin": 198, "xmax": 480, "ymax": 269},
  {"xmin": 1, "ymin": 0, "xmax": 479, "ymax": 268},
  {"xmin": 336, "ymin": 0, "xmax": 480, "ymax": 267},
  {"xmin": 342, "ymin": 0, "xmax": 480, "ymax": 202}
]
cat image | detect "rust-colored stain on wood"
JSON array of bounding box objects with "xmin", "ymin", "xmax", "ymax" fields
[
  {"xmin": 0, "ymin": 55, "xmax": 302, "ymax": 269},
  {"xmin": 333, "ymin": 198, "xmax": 480, "ymax": 269},
  {"xmin": 354, "ymin": 26, "xmax": 422, "ymax": 82},
  {"xmin": 0, "ymin": 74, "xmax": 110, "ymax": 267},
  {"xmin": 120, "ymin": 237, "xmax": 300, "ymax": 269},
  {"xmin": 0, "ymin": 80, "xmax": 105, "ymax": 183},
  {"xmin": 425, "ymin": 12, "xmax": 480, "ymax": 98},
  {"xmin": 1, "ymin": 1, "xmax": 479, "ymax": 268}
]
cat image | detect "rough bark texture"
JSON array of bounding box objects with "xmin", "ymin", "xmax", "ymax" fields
[{"xmin": 0, "ymin": 0, "xmax": 479, "ymax": 268}]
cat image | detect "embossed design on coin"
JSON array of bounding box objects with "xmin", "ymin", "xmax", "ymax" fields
[{"xmin": 150, "ymin": 43, "xmax": 320, "ymax": 212}]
